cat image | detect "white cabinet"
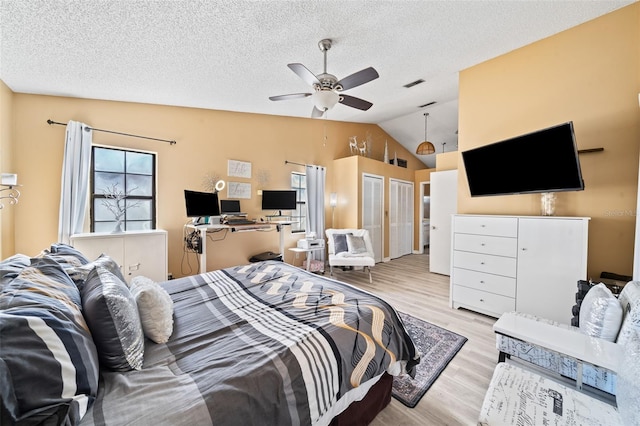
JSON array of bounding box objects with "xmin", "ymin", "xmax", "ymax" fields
[
  {"xmin": 70, "ymin": 230, "xmax": 168, "ymax": 283},
  {"xmin": 451, "ymin": 215, "xmax": 589, "ymax": 324}
]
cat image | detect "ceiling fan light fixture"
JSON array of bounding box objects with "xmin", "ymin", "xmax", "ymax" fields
[
  {"xmin": 416, "ymin": 112, "xmax": 436, "ymax": 155},
  {"xmin": 312, "ymin": 90, "xmax": 339, "ymax": 111}
]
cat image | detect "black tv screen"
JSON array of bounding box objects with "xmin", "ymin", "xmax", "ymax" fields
[
  {"xmin": 461, "ymin": 122, "xmax": 584, "ymax": 197},
  {"xmin": 184, "ymin": 190, "xmax": 220, "ymax": 217},
  {"xmin": 261, "ymin": 190, "xmax": 297, "ymax": 211}
]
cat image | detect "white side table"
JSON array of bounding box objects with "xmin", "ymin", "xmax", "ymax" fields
[{"xmin": 288, "ymin": 247, "xmax": 325, "ymax": 272}]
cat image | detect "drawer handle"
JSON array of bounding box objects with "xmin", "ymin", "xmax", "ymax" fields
[
  {"xmin": 480, "ymin": 298, "xmax": 485, "ymax": 302},
  {"xmin": 480, "ymin": 280, "xmax": 485, "ymax": 284},
  {"xmin": 480, "ymin": 262, "xmax": 485, "ymax": 265},
  {"xmin": 480, "ymin": 224, "xmax": 486, "ymax": 228},
  {"xmin": 480, "ymin": 243, "xmax": 485, "ymax": 246},
  {"xmin": 521, "ymin": 248, "xmax": 527, "ymax": 251}
]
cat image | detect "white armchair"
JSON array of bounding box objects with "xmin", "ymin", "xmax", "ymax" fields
[{"xmin": 325, "ymin": 229, "xmax": 375, "ymax": 283}]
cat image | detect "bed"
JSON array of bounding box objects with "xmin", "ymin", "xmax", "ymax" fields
[{"xmin": 0, "ymin": 245, "xmax": 419, "ymax": 426}]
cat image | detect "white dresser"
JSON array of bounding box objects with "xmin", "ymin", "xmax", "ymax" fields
[
  {"xmin": 450, "ymin": 215, "xmax": 589, "ymax": 324},
  {"xmin": 70, "ymin": 230, "xmax": 168, "ymax": 283}
]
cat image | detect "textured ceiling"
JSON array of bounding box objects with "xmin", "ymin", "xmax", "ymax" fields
[{"xmin": 0, "ymin": 0, "xmax": 633, "ymax": 167}]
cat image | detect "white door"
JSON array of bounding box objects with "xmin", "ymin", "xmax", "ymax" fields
[
  {"xmin": 389, "ymin": 179, "xmax": 414, "ymax": 259},
  {"xmin": 430, "ymin": 170, "xmax": 458, "ymax": 275},
  {"xmin": 362, "ymin": 174, "xmax": 383, "ymax": 263}
]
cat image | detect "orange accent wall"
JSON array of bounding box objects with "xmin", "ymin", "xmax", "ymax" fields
[
  {"xmin": 5, "ymin": 92, "xmax": 424, "ymax": 277},
  {"xmin": 458, "ymin": 3, "xmax": 640, "ymax": 279}
]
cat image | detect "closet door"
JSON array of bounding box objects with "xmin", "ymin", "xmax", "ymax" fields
[
  {"xmin": 389, "ymin": 179, "xmax": 414, "ymax": 259},
  {"xmin": 430, "ymin": 170, "xmax": 458, "ymax": 275},
  {"xmin": 362, "ymin": 174, "xmax": 383, "ymax": 263},
  {"xmin": 389, "ymin": 180, "xmax": 399, "ymax": 259}
]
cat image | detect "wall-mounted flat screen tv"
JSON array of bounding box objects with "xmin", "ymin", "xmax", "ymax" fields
[
  {"xmin": 261, "ymin": 190, "xmax": 297, "ymax": 214},
  {"xmin": 184, "ymin": 190, "xmax": 220, "ymax": 217},
  {"xmin": 461, "ymin": 121, "xmax": 584, "ymax": 197}
]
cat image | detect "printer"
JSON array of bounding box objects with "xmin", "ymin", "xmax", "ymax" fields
[{"xmin": 297, "ymin": 238, "xmax": 325, "ymax": 250}]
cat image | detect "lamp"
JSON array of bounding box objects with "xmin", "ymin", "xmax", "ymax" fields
[
  {"xmin": 329, "ymin": 192, "xmax": 338, "ymax": 208},
  {"xmin": 214, "ymin": 179, "xmax": 226, "ymax": 193},
  {"xmin": 312, "ymin": 90, "xmax": 339, "ymax": 112},
  {"xmin": 329, "ymin": 192, "xmax": 338, "ymax": 226},
  {"xmin": 415, "ymin": 113, "xmax": 436, "ymax": 155}
]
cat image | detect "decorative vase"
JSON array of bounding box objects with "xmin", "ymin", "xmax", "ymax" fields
[
  {"xmin": 112, "ymin": 220, "xmax": 123, "ymax": 233},
  {"xmin": 540, "ymin": 192, "xmax": 556, "ymax": 216},
  {"xmin": 383, "ymin": 141, "xmax": 389, "ymax": 163}
]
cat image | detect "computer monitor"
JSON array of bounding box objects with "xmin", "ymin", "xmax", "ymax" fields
[
  {"xmin": 184, "ymin": 190, "xmax": 220, "ymax": 218},
  {"xmin": 220, "ymin": 199, "xmax": 241, "ymax": 214}
]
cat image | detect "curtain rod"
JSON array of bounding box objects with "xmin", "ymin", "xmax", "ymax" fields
[
  {"xmin": 284, "ymin": 160, "xmax": 306, "ymax": 167},
  {"xmin": 47, "ymin": 119, "xmax": 177, "ymax": 145}
]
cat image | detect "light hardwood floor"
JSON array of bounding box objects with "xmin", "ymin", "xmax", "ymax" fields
[{"xmin": 328, "ymin": 253, "xmax": 498, "ymax": 426}]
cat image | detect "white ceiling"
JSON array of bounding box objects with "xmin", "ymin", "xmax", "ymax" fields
[{"xmin": 0, "ymin": 0, "xmax": 633, "ymax": 167}]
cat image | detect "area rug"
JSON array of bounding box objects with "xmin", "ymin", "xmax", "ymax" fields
[{"xmin": 392, "ymin": 311, "xmax": 468, "ymax": 408}]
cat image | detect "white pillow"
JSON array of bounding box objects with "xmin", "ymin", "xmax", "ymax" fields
[
  {"xmin": 130, "ymin": 276, "xmax": 174, "ymax": 344},
  {"xmin": 579, "ymin": 283, "xmax": 623, "ymax": 342}
]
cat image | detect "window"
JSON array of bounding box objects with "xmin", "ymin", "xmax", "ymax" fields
[
  {"xmin": 291, "ymin": 172, "xmax": 306, "ymax": 233},
  {"xmin": 91, "ymin": 146, "xmax": 156, "ymax": 232}
]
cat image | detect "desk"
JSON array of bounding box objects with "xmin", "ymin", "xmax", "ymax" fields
[
  {"xmin": 186, "ymin": 221, "xmax": 291, "ymax": 273},
  {"xmin": 288, "ymin": 247, "xmax": 325, "ymax": 272}
]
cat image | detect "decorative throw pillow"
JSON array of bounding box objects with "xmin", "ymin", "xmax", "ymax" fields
[
  {"xmin": 69, "ymin": 254, "xmax": 126, "ymax": 289},
  {"xmin": 616, "ymin": 281, "xmax": 640, "ymax": 345},
  {"xmin": 579, "ymin": 283, "xmax": 623, "ymax": 341},
  {"xmin": 130, "ymin": 276, "xmax": 174, "ymax": 344},
  {"xmin": 81, "ymin": 266, "xmax": 144, "ymax": 371},
  {"xmin": 346, "ymin": 234, "xmax": 368, "ymax": 254},
  {"xmin": 333, "ymin": 233, "xmax": 351, "ymax": 254}
]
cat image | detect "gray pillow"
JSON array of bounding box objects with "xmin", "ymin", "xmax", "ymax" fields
[
  {"xmin": 333, "ymin": 233, "xmax": 352, "ymax": 254},
  {"xmin": 346, "ymin": 234, "xmax": 367, "ymax": 254},
  {"xmin": 81, "ymin": 266, "xmax": 144, "ymax": 371},
  {"xmin": 69, "ymin": 254, "xmax": 126, "ymax": 289}
]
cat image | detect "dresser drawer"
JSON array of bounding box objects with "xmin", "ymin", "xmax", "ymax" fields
[
  {"xmin": 453, "ymin": 250, "xmax": 517, "ymax": 277},
  {"xmin": 453, "ymin": 233, "xmax": 517, "ymax": 257},
  {"xmin": 452, "ymin": 268, "xmax": 516, "ymax": 298},
  {"xmin": 453, "ymin": 215, "xmax": 518, "ymax": 237},
  {"xmin": 452, "ymin": 285, "xmax": 516, "ymax": 317}
]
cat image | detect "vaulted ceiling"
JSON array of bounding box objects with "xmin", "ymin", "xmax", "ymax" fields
[{"xmin": 1, "ymin": 1, "xmax": 633, "ymax": 167}]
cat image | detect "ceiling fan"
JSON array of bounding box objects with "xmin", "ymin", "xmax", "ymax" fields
[{"xmin": 269, "ymin": 39, "xmax": 379, "ymax": 118}]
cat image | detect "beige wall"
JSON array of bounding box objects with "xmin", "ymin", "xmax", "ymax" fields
[
  {"xmin": 458, "ymin": 3, "xmax": 640, "ymax": 279},
  {"xmin": 7, "ymin": 91, "xmax": 425, "ymax": 277},
  {"xmin": 0, "ymin": 80, "xmax": 15, "ymax": 258}
]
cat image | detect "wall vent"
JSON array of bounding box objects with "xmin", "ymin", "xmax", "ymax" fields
[{"xmin": 418, "ymin": 101, "xmax": 437, "ymax": 108}]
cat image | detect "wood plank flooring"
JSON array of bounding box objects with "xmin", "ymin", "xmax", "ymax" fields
[{"xmin": 328, "ymin": 253, "xmax": 498, "ymax": 426}]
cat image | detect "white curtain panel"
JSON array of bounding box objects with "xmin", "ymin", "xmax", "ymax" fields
[
  {"xmin": 305, "ymin": 165, "xmax": 326, "ymax": 263},
  {"xmin": 58, "ymin": 121, "xmax": 92, "ymax": 244}
]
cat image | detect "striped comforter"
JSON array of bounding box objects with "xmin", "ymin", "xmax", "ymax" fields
[{"xmin": 81, "ymin": 261, "xmax": 419, "ymax": 425}]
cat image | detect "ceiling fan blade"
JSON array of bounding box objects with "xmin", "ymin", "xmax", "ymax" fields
[
  {"xmin": 336, "ymin": 67, "xmax": 379, "ymax": 91},
  {"xmin": 311, "ymin": 106, "xmax": 325, "ymax": 118},
  {"xmin": 269, "ymin": 93, "xmax": 312, "ymax": 101},
  {"xmin": 339, "ymin": 94, "xmax": 373, "ymax": 111},
  {"xmin": 288, "ymin": 63, "xmax": 320, "ymax": 87}
]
